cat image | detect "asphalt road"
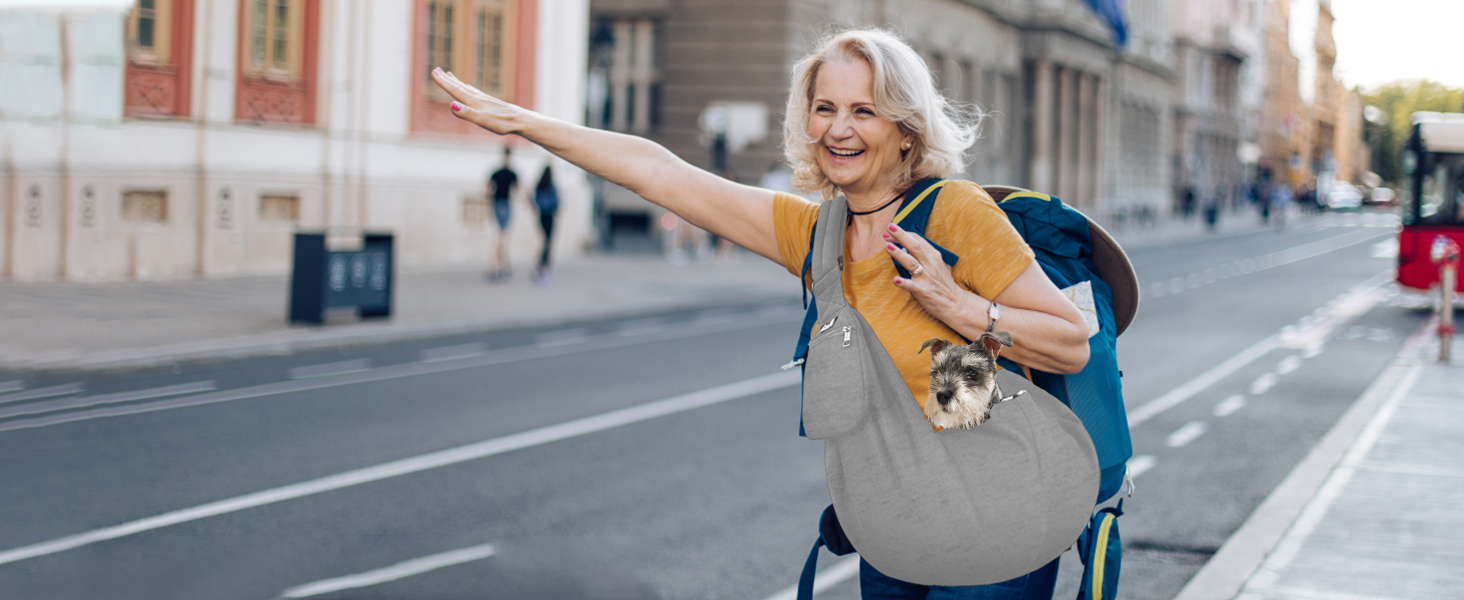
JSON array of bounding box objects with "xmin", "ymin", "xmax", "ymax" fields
[{"xmin": 0, "ymin": 209, "xmax": 1425, "ymax": 600}]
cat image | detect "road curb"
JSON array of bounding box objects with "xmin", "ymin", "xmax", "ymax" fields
[
  {"xmin": 0, "ymin": 292, "xmax": 799, "ymax": 373},
  {"xmin": 1171, "ymin": 318, "xmax": 1433, "ymax": 600}
]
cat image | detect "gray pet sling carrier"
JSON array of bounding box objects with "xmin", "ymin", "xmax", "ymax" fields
[{"xmin": 793, "ymin": 195, "xmax": 1099, "ymax": 587}]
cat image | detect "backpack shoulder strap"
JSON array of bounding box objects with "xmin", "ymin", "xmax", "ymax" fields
[{"xmin": 890, "ymin": 179, "xmax": 960, "ymax": 279}]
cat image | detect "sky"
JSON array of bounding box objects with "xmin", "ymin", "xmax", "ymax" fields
[{"xmin": 1329, "ymin": 0, "xmax": 1464, "ymax": 91}]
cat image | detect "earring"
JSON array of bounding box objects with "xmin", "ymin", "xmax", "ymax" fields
[{"xmin": 902, "ymin": 142, "xmax": 912, "ymax": 150}]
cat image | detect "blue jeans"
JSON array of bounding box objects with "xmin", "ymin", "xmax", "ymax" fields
[{"xmin": 859, "ymin": 556, "xmax": 1060, "ymax": 600}]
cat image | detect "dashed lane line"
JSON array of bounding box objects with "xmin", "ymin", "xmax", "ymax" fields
[
  {"xmin": 278, "ymin": 543, "xmax": 497, "ymax": 598},
  {"xmin": 289, "ymin": 359, "xmax": 372, "ymax": 380},
  {"xmin": 0, "ymin": 370, "xmax": 801, "ymax": 567},
  {"xmin": 1214, "ymin": 395, "xmax": 1246, "ymax": 417},
  {"xmin": 418, "ymin": 343, "xmax": 488, "ymax": 363},
  {"xmin": 1166, "ymin": 421, "xmax": 1208, "ymax": 448},
  {"xmin": 1128, "ymin": 455, "xmax": 1157, "ymax": 479},
  {"xmin": 1276, "ymin": 355, "xmax": 1303, "ymax": 376},
  {"xmin": 1249, "ymin": 373, "xmax": 1278, "ymax": 396},
  {"xmin": 0, "ymin": 383, "xmax": 85, "ymax": 406},
  {"xmin": 0, "ymin": 381, "xmax": 216, "ymax": 421}
]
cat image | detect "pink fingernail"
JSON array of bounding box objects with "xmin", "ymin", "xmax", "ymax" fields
[
  {"xmin": 886, "ymin": 242, "xmax": 897, "ymax": 251},
  {"xmin": 888, "ymin": 224, "xmax": 899, "ymax": 232},
  {"xmin": 451, "ymin": 101, "xmax": 462, "ymax": 112}
]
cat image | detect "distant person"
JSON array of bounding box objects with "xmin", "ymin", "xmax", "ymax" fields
[
  {"xmin": 488, "ymin": 148, "xmax": 519, "ymax": 282},
  {"xmin": 532, "ymin": 165, "xmax": 559, "ymax": 285}
]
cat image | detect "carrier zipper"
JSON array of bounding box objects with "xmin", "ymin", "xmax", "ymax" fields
[
  {"xmin": 819, "ymin": 315, "xmax": 839, "ymax": 333},
  {"xmin": 842, "ymin": 326, "xmax": 852, "ymax": 347}
]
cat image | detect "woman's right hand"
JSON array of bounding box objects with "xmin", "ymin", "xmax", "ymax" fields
[{"xmin": 431, "ymin": 67, "xmax": 523, "ymax": 136}]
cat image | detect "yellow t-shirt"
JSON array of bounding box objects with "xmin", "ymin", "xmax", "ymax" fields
[{"xmin": 774, "ymin": 181, "xmax": 1035, "ymax": 416}]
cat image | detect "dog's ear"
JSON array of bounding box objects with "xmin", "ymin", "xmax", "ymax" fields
[
  {"xmin": 919, "ymin": 338, "xmax": 951, "ymax": 356},
  {"xmin": 978, "ymin": 332, "xmax": 1013, "ymax": 359}
]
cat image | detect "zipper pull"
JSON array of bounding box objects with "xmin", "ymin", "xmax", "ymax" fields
[
  {"xmin": 819, "ymin": 315, "xmax": 838, "ymax": 333},
  {"xmin": 842, "ymin": 326, "xmax": 852, "ymax": 347}
]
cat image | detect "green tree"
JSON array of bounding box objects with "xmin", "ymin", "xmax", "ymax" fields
[{"xmin": 1361, "ymin": 80, "xmax": 1464, "ymax": 185}]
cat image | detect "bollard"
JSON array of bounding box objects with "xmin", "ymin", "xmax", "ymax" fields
[{"xmin": 1431, "ymin": 236, "xmax": 1460, "ymax": 363}]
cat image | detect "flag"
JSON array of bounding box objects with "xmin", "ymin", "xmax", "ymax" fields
[{"xmin": 1083, "ymin": 0, "xmax": 1128, "ymax": 48}]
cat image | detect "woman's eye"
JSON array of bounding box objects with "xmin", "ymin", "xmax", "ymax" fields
[
  {"xmin": 856, "ymin": 108, "xmax": 875, "ymax": 116},
  {"xmin": 815, "ymin": 105, "xmax": 834, "ymax": 114}
]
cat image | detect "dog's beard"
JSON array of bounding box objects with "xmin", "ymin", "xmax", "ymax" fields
[{"xmin": 923, "ymin": 381, "xmax": 998, "ymax": 429}]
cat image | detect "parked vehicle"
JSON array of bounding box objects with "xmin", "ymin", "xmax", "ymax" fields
[
  {"xmin": 1325, "ymin": 183, "xmax": 1362, "ymax": 211},
  {"xmin": 1396, "ymin": 112, "xmax": 1464, "ymax": 293},
  {"xmin": 1368, "ymin": 187, "xmax": 1396, "ymax": 206}
]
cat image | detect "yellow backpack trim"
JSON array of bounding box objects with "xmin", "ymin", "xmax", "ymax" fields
[{"xmin": 892, "ymin": 180, "xmax": 949, "ymax": 225}]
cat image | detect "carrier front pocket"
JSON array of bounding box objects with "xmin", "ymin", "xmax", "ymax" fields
[{"xmin": 801, "ymin": 311, "xmax": 869, "ymax": 440}]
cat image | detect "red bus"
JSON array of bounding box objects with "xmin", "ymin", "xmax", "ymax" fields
[{"xmin": 1397, "ymin": 112, "xmax": 1464, "ymax": 292}]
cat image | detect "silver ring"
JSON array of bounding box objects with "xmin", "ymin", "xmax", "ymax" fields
[{"xmin": 912, "ymin": 265, "xmax": 925, "ymax": 277}]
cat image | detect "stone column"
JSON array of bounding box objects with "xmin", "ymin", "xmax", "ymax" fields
[
  {"xmin": 1057, "ymin": 66, "xmax": 1078, "ymax": 203},
  {"xmin": 1077, "ymin": 73, "xmax": 1094, "ymax": 211},
  {"xmin": 1030, "ymin": 60, "xmax": 1055, "ymax": 192},
  {"xmin": 1094, "ymin": 75, "xmax": 1108, "ymax": 214}
]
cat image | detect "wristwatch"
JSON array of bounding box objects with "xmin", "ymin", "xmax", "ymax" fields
[{"xmin": 986, "ymin": 301, "xmax": 1000, "ymax": 333}]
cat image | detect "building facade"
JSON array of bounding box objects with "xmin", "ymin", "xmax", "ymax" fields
[
  {"xmin": 0, "ymin": 0, "xmax": 591, "ymax": 282},
  {"xmin": 587, "ymin": 0, "xmax": 1178, "ymax": 230},
  {"xmin": 1169, "ymin": 0, "xmax": 1262, "ymax": 210}
]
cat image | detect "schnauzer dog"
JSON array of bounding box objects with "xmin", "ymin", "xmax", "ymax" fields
[{"xmin": 918, "ymin": 332, "xmax": 1020, "ymax": 430}]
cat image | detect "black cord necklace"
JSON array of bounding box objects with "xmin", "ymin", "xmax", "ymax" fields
[{"xmin": 847, "ymin": 192, "xmax": 903, "ymax": 217}]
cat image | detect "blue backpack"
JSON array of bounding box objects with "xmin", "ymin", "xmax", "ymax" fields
[{"xmin": 792, "ymin": 178, "xmax": 1134, "ymax": 598}]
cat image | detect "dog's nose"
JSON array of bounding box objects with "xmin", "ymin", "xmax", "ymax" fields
[{"xmin": 936, "ymin": 390, "xmax": 952, "ymax": 406}]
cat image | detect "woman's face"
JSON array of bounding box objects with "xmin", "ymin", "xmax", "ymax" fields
[{"xmin": 806, "ymin": 57, "xmax": 912, "ymax": 198}]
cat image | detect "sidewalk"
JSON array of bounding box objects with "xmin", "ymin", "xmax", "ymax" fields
[
  {"xmin": 0, "ymin": 207, "xmax": 1288, "ymax": 372},
  {"xmin": 1176, "ymin": 321, "xmax": 1464, "ymax": 600}
]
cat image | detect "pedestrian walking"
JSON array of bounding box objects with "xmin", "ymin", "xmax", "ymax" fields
[
  {"xmin": 488, "ymin": 148, "xmax": 518, "ymax": 282},
  {"xmin": 432, "ymin": 27, "xmax": 1091, "ymax": 598},
  {"xmin": 532, "ymin": 165, "xmax": 559, "ymax": 285}
]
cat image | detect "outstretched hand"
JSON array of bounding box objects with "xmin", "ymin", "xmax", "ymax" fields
[
  {"xmin": 431, "ymin": 67, "xmax": 524, "ymax": 136},
  {"xmin": 884, "ymin": 223, "xmax": 982, "ymax": 324}
]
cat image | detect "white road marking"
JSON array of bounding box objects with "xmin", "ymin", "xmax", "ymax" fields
[
  {"xmin": 289, "ymin": 359, "xmax": 372, "ymax": 380},
  {"xmin": 1128, "ymin": 271, "xmax": 1391, "ymax": 428},
  {"xmin": 1149, "ymin": 282, "xmax": 1166, "ymax": 299},
  {"xmin": 1276, "ymin": 355, "xmax": 1303, "ymax": 375},
  {"xmin": 1370, "ymin": 239, "xmax": 1397, "ymax": 258},
  {"xmin": 1214, "ymin": 395, "xmax": 1246, "ymax": 417},
  {"xmin": 616, "ymin": 317, "xmax": 668, "ymax": 337},
  {"xmin": 1127, "ymin": 335, "xmax": 1278, "ymax": 427},
  {"xmin": 418, "ymin": 343, "xmax": 488, "ymax": 362},
  {"xmin": 0, "ymin": 370, "xmax": 801, "ymax": 567},
  {"xmin": 1249, "ymin": 373, "xmax": 1278, "ymax": 395},
  {"xmin": 0, "ymin": 383, "xmax": 85, "ymax": 406},
  {"xmin": 0, "ymin": 314, "xmax": 801, "ymax": 434},
  {"xmin": 534, "ymin": 328, "xmax": 588, "ymax": 347},
  {"xmin": 693, "ymin": 309, "xmax": 739, "ymax": 326},
  {"xmin": 0, "ymin": 381, "xmax": 22, "ymax": 394},
  {"xmin": 0, "ymin": 381, "xmax": 216, "ymax": 420},
  {"xmin": 1167, "ymin": 421, "xmax": 1208, "ymax": 447},
  {"xmin": 762, "ymin": 555, "xmax": 862, "ymax": 600},
  {"xmin": 1168, "ymin": 278, "xmax": 1184, "ymax": 294},
  {"xmin": 279, "ymin": 543, "xmax": 497, "ymax": 598},
  {"xmin": 1128, "ymin": 455, "xmax": 1157, "ymax": 479}
]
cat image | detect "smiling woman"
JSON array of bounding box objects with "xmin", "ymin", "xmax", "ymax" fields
[{"xmin": 428, "ymin": 26, "xmax": 1092, "ymax": 599}]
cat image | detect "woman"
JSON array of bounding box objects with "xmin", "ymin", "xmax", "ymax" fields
[
  {"xmin": 532, "ymin": 165, "xmax": 559, "ymax": 285},
  {"xmin": 434, "ymin": 28, "xmax": 1088, "ymax": 599}
]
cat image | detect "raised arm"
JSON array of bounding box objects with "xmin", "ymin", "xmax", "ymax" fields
[{"xmin": 433, "ymin": 68, "xmax": 782, "ymax": 262}]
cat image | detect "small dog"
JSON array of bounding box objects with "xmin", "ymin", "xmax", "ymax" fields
[{"xmin": 918, "ymin": 332, "xmax": 1020, "ymax": 429}]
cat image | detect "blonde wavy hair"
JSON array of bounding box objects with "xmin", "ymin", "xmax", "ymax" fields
[{"xmin": 783, "ymin": 28, "xmax": 981, "ymax": 199}]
